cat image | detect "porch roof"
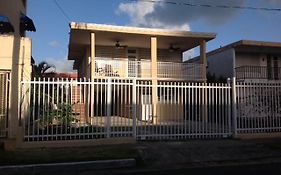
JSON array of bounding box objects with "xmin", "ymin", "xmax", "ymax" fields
[{"xmin": 68, "ymin": 22, "xmax": 216, "ymax": 60}]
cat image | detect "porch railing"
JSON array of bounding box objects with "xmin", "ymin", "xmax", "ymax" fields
[
  {"xmin": 235, "ymin": 66, "xmax": 281, "ymax": 80},
  {"xmin": 95, "ymin": 58, "xmax": 204, "ymax": 81}
]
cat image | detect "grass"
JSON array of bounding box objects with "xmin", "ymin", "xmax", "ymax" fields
[{"xmin": 0, "ymin": 144, "xmax": 139, "ymax": 166}]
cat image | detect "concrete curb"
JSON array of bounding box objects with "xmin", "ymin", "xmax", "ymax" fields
[{"xmin": 0, "ymin": 159, "xmax": 136, "ymax": 175}]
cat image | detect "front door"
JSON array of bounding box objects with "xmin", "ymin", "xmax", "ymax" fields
[
  {"xmin": 127, "ymin": 49, "xmax": 139, "ymax": 77},
  {"xmin": 273, "ymin": 56, "xmax": 279, "ymax": 80},
  {"xmin": 267, "ymin": 55, "xmax": 273, "ymax": 80}
]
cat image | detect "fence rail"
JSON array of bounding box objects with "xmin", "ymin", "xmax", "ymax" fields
[
  {"xmin": 19, "ymin": 78, "xmax": 281, "ymax": 142},
  {"xmin": 236, "ymin": 82, "xmax": 281, "ymax": 133},
  {"xmin": 21, "ymin": 78, "xmax": 232, "ymax": 142}
]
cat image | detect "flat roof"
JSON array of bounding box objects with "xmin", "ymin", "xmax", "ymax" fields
[
  {"xmin": 70, "ymin": 22, "xmax": 216, "ymax": 38},
  {"xmin": 68, "ymin": 22, "xmax": 216, "ymax": 60},
  {"xmin": 207, "ymin": 40, "xmax": 281, "ymax": 56}
]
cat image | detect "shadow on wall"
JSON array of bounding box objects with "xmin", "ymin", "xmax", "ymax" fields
[{"xmin": 207, "ymin": 72, "xmax": 227, "ymax": 83}]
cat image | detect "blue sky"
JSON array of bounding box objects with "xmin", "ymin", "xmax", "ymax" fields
[{"xmin": 27, "ymin": 0, "xmax": 281, "ymax": 72}]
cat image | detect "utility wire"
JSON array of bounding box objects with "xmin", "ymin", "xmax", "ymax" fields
[
  {"xmin": 128, "ymin": 0, "xmax": 281, "ymax": 12},
  {"xmin": 53, "ymin": 0, "xmax": 72, "ymax": 21}
]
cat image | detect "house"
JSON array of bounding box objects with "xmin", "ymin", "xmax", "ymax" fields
[
  {"xmin": 68, "ymin": 22, "xmax": 216, "ymax": 81},
  {"xmin": 0, "ymin": 0, "xmax": 35, "ymax": 139},
  {"xmin": 188, "ymin": 40, "xmax": 281, "ymax": 82},
  {"xmin": 67, "ymin": 22, "xmax": 216, "ymax": 123}
]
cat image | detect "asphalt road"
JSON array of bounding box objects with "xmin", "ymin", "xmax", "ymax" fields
[{"xmin": 35, "ymin": 162, "xmax": 281, "ymax": 175}]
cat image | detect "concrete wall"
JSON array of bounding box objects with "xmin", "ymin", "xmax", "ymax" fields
[
  {"xmin": 95, "ymin": 46, "xmax": 182, "ymax": 62},
  {"xmin": 0, "ymin": 36, "xmax": 32, "ymax": 80},
  {"xmin": 207, "ymin": 48, "xmax": 234, "ymax": 79},
  {"xmin": 235, "ymin": 52, "xmax": 264, "ymax": 67},
  {"xmin": 235, "ymin": 52, "xmax": 281, "ymax": 68},
  {"xmin": 0, "ymin": 35, "xmax": 32, "ymax": 140},
  {"xmin": 0, "ymin": 0, "xmax": 27, "ymax": 36}
]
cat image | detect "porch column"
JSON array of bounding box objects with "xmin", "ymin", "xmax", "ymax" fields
[
  {"xmin": 89, "ymin": 33, "xmax": 95, "ymax": 124},
  {"xmin": 90, "ymin": 32, "xmax": 96, "ymax": 81},
  {"xmin": 200, "ymin": 40, "xmax": 207, "ymax": 82},
  {"xmin": 200, "ymin": 40, "xmax": 208, "ymax": 122},
  {"xmin": 151, "ymin": 37, "xmax": 158, "ymax": 123}
]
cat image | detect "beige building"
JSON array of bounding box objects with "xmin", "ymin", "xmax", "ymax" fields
[
  {"xmin": 68, "ymin": 22, "xmax": 216, "ymax": 81},
  {"xmin": 0, "ymin": 0, "xmax": 35, "ymax": 139},
  {"xmin": 68, "ymin": 22, "xmax": 216, "ymax": 123},
  {"xmin": 188, "ymin": 40, "xmax": 281, "ymax": 82}
]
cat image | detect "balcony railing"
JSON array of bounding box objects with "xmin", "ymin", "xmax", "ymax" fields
[
  {"xmin": 95, "ymin": 58, "xmax": 204, "ymax": 80},
  {"xmin": 235, "ymin": 66, "xmax": 281, "ymax": 80}
]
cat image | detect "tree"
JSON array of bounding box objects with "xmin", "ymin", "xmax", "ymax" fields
[{"xmin": 32, "ymin": 61, "xmax": 56, "ymax": 78}]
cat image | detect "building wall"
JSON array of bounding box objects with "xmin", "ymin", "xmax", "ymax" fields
[
  {"xmin": 95, "ymin": 46, "xmax": 182, "ymax": 62},
  {"xmin": 0, "ymin": 35, "xmax": 32, "ymax": 80},
  {"xmin": 236, "ymin": 52, "xmax": 281, "ymax": 68},
  {"xmin": 235, "ymin": 52, "xmax": 264, "ymax": 67},
  {"xmin": 207, "ymin": 48, "xmax": 234, "ymax": 79},
  {"xmin": 0, "ymin": 0, "xmax": 27, "ymax": 36}
]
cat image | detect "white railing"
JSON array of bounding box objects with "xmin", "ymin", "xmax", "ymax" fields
[
  {"xmin": 0, "ymin": 72, "xmax": 9, "ymax": 138},
  {"xmin": 95, "ymin": 58, "xmax": 151, "ymax": 78},
  {"xmin": 20, "ymin": 78, "xmax": 232, "ymax": 142},
  {"xmin": 95, "ymin": 58, "xmax": 203, "ymax": 80},
  {"xmin": 157, "ymin": 62, "xmax": 204, "ymax": 80},
  {"xmin": 236, "ymin": 81, "xmax": 281, "ymax": 133}
]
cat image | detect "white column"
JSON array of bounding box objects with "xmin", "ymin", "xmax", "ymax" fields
[
  {"xmin": 151, "ymin": 37, "xmax": 158, "ymax": 123},
  {"xmin": 91, "ymin": 33, "xmax": 96, "ymax": 81},
  {"xmin": 200, "ymin": 40, "xmax": 207, "ymax": 82}
]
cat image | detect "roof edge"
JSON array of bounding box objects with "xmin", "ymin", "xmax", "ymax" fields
[
  {"xmin": 207, "ymin": 40, "xmax": 281, "ymax": 57},
  {"xmin": 69, "ymin": 22, "xmax": 217, "ymax": 39}
]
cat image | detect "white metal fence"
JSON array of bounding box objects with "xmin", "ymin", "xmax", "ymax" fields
[
  {"xmin": 20, "ymin": 78, "xmax": 232, "ymax": 142},
  {"xmin": 0, "ymin": 72, "xmax": 9, "ymax": 138},
  {"xmin": 20, "ymin": 78, "xmax": 281, "ymax": 142},
  {"xmin": 236, "ymin": 81, "xmax": 281, "ymax": 133}
]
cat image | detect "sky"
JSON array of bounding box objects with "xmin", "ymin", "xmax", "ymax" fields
[{"xmin": 27, "ymin": 0, "xmax": 281, "ymax": 72}]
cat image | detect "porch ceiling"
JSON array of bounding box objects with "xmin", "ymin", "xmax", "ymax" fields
[{"xmin": 68, "ymin": 22, "xmax": 216, "ymax": 60}]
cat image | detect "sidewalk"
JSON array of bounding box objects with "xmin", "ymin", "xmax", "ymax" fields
[{"xmin": 1, "ymin": 138, "xmax": 281, "ymax": 174}]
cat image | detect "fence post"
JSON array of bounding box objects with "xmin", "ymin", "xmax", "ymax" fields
[
  {"xmin": 132, "ymin": 79, "xmax": 137, "ymax": 139},
  {"xmin": 106, "ymin": 78, "xmax": 112, "ymax": 138},
  {"xmin": 232, "ymin": 77, "xmax": 237, "ymax": 136}
]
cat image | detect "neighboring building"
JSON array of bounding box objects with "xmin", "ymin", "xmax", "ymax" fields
[
  {"xmin": 0, "ymin": 0, "xmax": 35, "ymax": 139},
  {"xmin": 188, "ymin": 40, "xmax": 281, "ymax": 82}
]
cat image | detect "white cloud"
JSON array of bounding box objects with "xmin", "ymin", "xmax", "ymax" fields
[
  {"xmin": 118, "ymin": 0, "xmax": 250, "ymax": 30},
  {"xmin": 48, "ymin": 40, "xmax": 60, "ymax": 48},
  {"xmin": 118, "ymin": 1, "xmax": 190, "ymax": 30},
  {"xmin": 45, "ymin": 57, "xmax": 75, "ymax": 73}
]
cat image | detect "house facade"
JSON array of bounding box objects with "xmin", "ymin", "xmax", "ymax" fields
[
  {"xmin": 68, "ymin": 22, "xmax": 216, "ymax": 81},
  {"xmin": 67, "ymin": 22, "xmax": 216, "ymax": 123},
  {"xmin": 0, "ymin": 0, "xmax": 35, "ymax": 139},
  {"xmin": 195, "ymin": 40, "xmax": 281, "ymax": 82}
]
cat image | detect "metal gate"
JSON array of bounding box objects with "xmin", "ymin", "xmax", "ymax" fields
[
  {"xmin": 0, "ymin": 72, "xmax": 9, "ymax": 138},
  {"xmin": 21, "ymin": 78, "xmax": 232, "ymax": 142}
]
